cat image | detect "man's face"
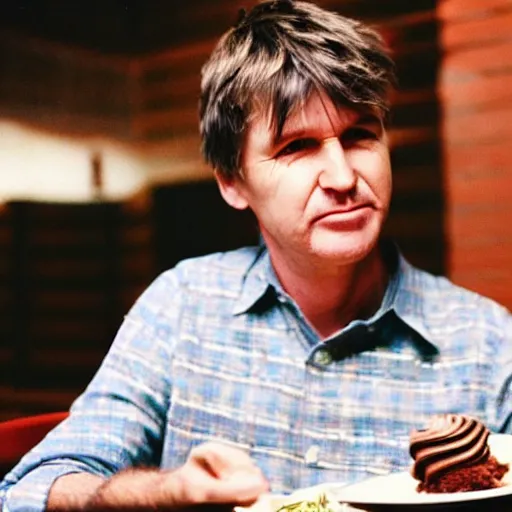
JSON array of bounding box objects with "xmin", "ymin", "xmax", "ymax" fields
[{"xmin": 217, "ymin": 92, "xmax": 392, "ymax": 270}]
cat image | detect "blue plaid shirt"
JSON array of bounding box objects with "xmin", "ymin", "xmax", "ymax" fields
[{"xmin": 2, "ymin": 243, "xmax": 512, "ymax": 511}]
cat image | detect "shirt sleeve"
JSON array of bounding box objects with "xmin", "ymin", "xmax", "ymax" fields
[
  {"xmin": 0, "ymin": 270, "xmax": 181, "ymax": 512},
  {"xmin": 492, "ymin": 307, "xmax": 512, "ymax": 434}
]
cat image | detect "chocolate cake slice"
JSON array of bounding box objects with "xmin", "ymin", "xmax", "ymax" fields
[{"xmin": 409, "ymin": 414, "xmax": 509, "ymax": 493}]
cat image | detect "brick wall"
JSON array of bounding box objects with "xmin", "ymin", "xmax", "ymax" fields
[{"xmin": 439, "ymin": 0, "xmax": 512, "ymax": 309}]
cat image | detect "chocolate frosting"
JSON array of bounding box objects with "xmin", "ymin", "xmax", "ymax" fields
[{"xmin": 410, "ymin": 414, "xmax": 491, "ymax": 483}]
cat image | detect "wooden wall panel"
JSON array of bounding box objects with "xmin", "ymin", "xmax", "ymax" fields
[
  {"xmin": 0, "ymin": 196, "xmax": 155, "ymax": 418},
  {"xmin": 0, "ymin": 32, "xmax": 132, "ymax": 139},
  {"xmin": 440, "ymin": 0, "xmax": 512, "ymax": 309},
  {"xmin": 0, "ymin": 205, "xmax": 13, "ymax": 386}
]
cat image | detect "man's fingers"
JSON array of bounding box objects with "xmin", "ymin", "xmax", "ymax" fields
[
  {"xmin": 189, "ymin": 442, "xmax": 260, "ymax": 478},
  {"xmin": 161, "ymin": 442, "xmax": 269, "ymax": 509},
  {"xmin": 201, "ymin": 470, "xmax": 269, "ymax": 505},
  {"xmin": 164, "ymin": 465, "xmax": 268, "ymax": 508}
]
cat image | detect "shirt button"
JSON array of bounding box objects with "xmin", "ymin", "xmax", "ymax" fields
[
  {"xmin": 367, "ymin": 324, "xmax": 376, "ymax": 333},
  {"xmin": 305, "ymin": 444, "xmax": 320, "ymax": 464},
  {"xmin": 313, "ymin": 349, "xmax": 332, "ymax": 365}
]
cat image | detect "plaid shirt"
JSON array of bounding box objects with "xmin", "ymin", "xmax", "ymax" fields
[{"xmin": 2, "ymin": 243, "xmax": 512, "ymax": 511}]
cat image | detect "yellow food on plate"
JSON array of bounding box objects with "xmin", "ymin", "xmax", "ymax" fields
[{"xmin": 238, "ymin": 489, "xmax": 358, "ymax": 512}]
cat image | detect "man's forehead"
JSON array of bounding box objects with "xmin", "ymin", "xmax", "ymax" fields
[
  {"xmin": 272, "ymin": 100, "xmax": 377, "ymax": 136},
  {"xmin": 280, "ymin": 99, "xmax": 361, "ymax": 132}
]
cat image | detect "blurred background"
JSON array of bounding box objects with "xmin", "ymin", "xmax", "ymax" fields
[{"xmin": 0, "ymin": 0, "xmax": 510, "ymax": 420}]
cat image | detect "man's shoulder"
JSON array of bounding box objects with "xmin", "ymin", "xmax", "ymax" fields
[
  {"xmin": 405, "ymin": 261, "xmax": 511, "ymax": 325},
  {"xmin": 153, "ymin": 246, "xmax": 261, "ymax": 295},
  {"xmin": 173, "ymin": 246, "xmax": 260, "ymax": 279},
  {"xmin": 132, "ymin": 246, "xmax": 262, "ymax": 316}
]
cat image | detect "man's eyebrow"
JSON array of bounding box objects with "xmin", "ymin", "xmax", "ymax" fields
[
  {"xmin": 356, "ymin": 112, "xmax": 383, "ymax": 125},
  {"xmin": 270, "ymin": 111, "xmax": 383, "ymax": 147},
  {"xmin": 272, "ymin": 127, "xmax": 308, "ymax": 147}
]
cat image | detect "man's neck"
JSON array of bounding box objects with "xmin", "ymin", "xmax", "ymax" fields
[{"xmin": 269, "ymin": 246, "xmax": 388, "ymax": 339}]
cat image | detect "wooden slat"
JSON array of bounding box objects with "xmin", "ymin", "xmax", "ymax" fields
[
  {"xmin": 439, "ymin": 0, "xmax": 510, "ymax": 22},
  {"xmin": 447, "ymin": 173, "xmax": 512, "ymax": 206},
  {"xmin": 0, "ymin": 348, "xmax": 12, "ymax": 365},
  {"xmin": 391, "ymin": 94, "xmax": 439, "ymax": 127},
  {"xmin": 30, "ymin": 348, "xmax": 108, "ymax": 368},
  {"xmin": 391, "ymin": 87, "xmax": 437, "ymax": 107},
  {"xmin": 119, "ymin": 225, "xmax": 153, "ymax": 247},
  {"xmin": 31, "ymin": 290, "xmax": 110, "ymax": 311},
  {"xmin": 444, "ymin": 143, "xmax": 512, "ymax": 172},
  {"xmin": 0, "ymin": 386, "xmax": 77, "ymax": 413},
  {"xmin": 0, "ymin": 31, "xmax": 132, "ymax": 139},
  {"xmin": 14, "ymin": 203, "xmax": 115, "ymax": 224},
  {"xmin": 140, "ymin": 76, "xmax": 199, "ymax": 106},
  {"xmin": 388, "ymin": 126, "xmax": 438, "ymax": 148},
  {"xmin": 27, "ymin": 318, "xmax": 111, "ymax": 343},
  {"xmin": 442, "ymin": 11, "xmax": 512, "ymax": 51},
  {"xmin": 132, "ymin": 107, "xmax": 198, "ymax": 137},
  {"xmin": 29, "ymin": 259, "xmax": 107, "ymax": 279},
  {"xmin": 395, "ymin": 46, "xmax": 438, "ymax": 89},
  {"xmin": 0, "ymin": 257, "xmax": 9, "ymax": 280},
  {"xmin": 444, "ymin": 108, "xmax": 512, "ymax": 145},
  {"xmin": 442, "ymin": 72, "xmax": 512, "ymax": 113},
  {"xmin": 450, "ymin": 239, "xmax": 512, "ymax": 270},
  {"xmin": 121, "ymin": 254, "xmax": 155, "ymax": 277},
  {"xmin": 0, "ymin": 30, "xmax": 131, "ymax": 72},
  {"xmin": 384, "ymin": 211, "xmax": 443, "ymax": 238},
  {"xmin": 448, "ymin": 208, "xmax": 512, "ymax": 239},
  {"xmin": 392, "ymin": 165, "xmax": 445, "ymax": 194},
  {"xmin": 443, "ymin": 40, "xmax": 512, "ymax": 77},
  {"xmin": 0, "ymin": 288, "xmax": 10, "ymax": 309},
  {"xmin": 137, "ymin": 38, "xmax": 214, "ymax": 70},
  {"xmin": 28, "ymin": 229, "xmax": 109, "ymax": 247}
]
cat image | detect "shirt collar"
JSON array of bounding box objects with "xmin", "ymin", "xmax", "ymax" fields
[
  {"xmin": 232, "ymin": 245, "xmax": 272, "ymax": 315},
  {"xmin": 383, "ymin": 241, "xmax": 439, "ymax": 352},
  {"xmin": 232, "ymin": 240, "xmax": 440, "ymax": 353}
]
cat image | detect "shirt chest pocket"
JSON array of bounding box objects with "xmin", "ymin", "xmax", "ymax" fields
[{"xmin": 162, "ymin": 352, "xmax": 307, "ymax": 469}]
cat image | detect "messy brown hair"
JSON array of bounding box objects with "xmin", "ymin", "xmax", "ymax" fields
[{"xmin": 200, "ymin": 0, "xmax": 396, "ymax": 180}]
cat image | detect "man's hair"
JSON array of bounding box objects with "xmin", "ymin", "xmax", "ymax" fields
[{"xmin": 199, "ymin": 0, "xmax": 396, "ymax": 180}]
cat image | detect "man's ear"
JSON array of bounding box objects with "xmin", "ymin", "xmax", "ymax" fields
[{"xmin": 214, "ymin": 170, "xmax": 249, "ymax": 210}]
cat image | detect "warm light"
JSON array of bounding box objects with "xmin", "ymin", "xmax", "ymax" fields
[
  {"xmin": 0, "ymin": 121, "xmax": 146, "ymax": 203},
  {"xmin": 0, "ymin": 121, "xmax": 214, "ymax": 205}
]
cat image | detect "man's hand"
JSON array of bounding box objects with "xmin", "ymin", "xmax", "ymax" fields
[
  {"xmin": 47, "ymin": 442, "xmax": 269, "ymax": 511},
  {"xmin": 166, "ymin": 442, "xmax": 270, "ymax": 507}
]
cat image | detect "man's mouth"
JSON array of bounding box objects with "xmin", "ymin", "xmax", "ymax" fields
[{"xmin": 314, "ymin": 204, "xmax": 373, "ymax": 222}]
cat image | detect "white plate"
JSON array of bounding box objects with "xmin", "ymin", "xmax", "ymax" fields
[{"xmin": 333, "ymin": 434, "xmax": 512, "ymax": 509}]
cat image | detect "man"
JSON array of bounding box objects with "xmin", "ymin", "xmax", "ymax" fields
[{"xmin": 2, "ymin": 0, "xmax": 511, "ymax": 510}]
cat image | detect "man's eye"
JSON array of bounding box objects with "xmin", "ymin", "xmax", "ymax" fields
[
  {"xmin": 277, "ymin": 138, "xmax": 317, "ymax": 157},
  {"xmin": 342, "ymin": 128, "xmax": 378, "ymax": 144}
]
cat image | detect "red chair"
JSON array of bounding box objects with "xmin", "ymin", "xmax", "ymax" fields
[{"xmin": 0, "ymin": 411, "xmax": 69, "ymax": 478}]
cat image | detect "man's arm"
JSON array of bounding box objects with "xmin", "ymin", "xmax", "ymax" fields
[
  {"xmin": 46, "ymin": 473, "xmax": 104, "ymax": 511},
  {"xmin": 492, "ymin": 307, "xmax": 512, "ymax": 433},
  {"xmin": 46, "ymin": 444, "xmax": 268, "ymax": 511},
  {"xmin": 0, "ymin": 272, "xmax": 181, "ymax": 511}
]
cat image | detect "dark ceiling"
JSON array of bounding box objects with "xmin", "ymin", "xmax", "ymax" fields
[
  {"xmin": 0, "ymin": 0, "xmax": 241, "ymax": 55},
  {"xmin": 0, "ymin": 0, "xmax": 438, "ymax": 56}
]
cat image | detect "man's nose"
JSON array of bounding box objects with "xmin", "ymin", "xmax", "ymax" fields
[{"xmin": 317, "ymin": 138, "xmax": 356, "ymax": 192}]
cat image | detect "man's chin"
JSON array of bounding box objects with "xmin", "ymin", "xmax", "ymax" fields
[{"xmin": 309, "ymin": 233, "xmax": 379, "ymax": 265}]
